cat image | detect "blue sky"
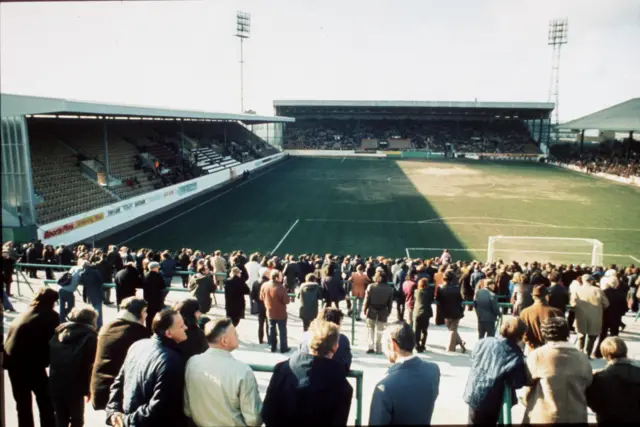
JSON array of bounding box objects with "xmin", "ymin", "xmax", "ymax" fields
[{"xmin": 1, "ymin": 0, "xmax": 638, "ymax": 121}]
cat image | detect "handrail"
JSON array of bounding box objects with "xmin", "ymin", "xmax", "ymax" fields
[
  {"xmin": 248, "ymin": 364, "xmax": 364, "ymax": 426},
  {"xmin": 499, "ymin": 384, "xmax": 513, "ymax": 425}
]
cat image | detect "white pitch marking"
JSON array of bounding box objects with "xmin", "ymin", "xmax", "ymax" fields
[
  {"xmin": 341, "ymin": 157, "xmax": 346, "ymax": 163},
  {"xmin": 405, "ymin": 248, "xmax": 411, "ymax": 258},
  {"xmin": 418, "ymin": 216, "xmax": 554, "ymax": 227},
  {"xmin": 116, "ymin": 162, "xmax": 286, "ymax": 246},
  {"xmin": 271, "ymin": 219, "xmax": 300, "ymax": 254}
]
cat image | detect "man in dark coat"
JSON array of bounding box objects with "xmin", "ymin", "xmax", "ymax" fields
[
  {"xmin": 49, "ymin": 307, "xmax": 98, "ymax": 427},
  {"xmin": 262, "ymin": 319, "xmax": 353, "ymax": 426},
  {"xmin": 370, "ymin": 322, "xmax": 440, "ymax": 425},
  {"xmin": 594, "ymin": 280, "xmax": 628, "ymax": 358},
  {"xmin": 393, "ymin": 264, "xmax": 408, "ymax": 321},
  {"xmin": 282, "ymin": 255, "xmax": 300, "ymax": 293},
  {"xmin": 114, "ymin": 262, "xmax": 141, "ymax": 305},
  {"xmin": 363, "ymin": 273, "xmax": 394, "ymax": 354},
  {"xmin": 547, "ymin": 270, "xmax": 569, "ymax": 314},
  {"xmin": 58, "ymin": 244, "xmax": 74, "ymax": 266},
  {"xmin": 474, "ymin": 278, "xmax": 501, "ymax": 338},
  {"xmin": 143, "ymin": 262, "xmax": 168, "ymax": 332},
  {"xmin": 25, "ymin": 242, "xmax": 38, "ymax": 278},
  {"xmin": 224, "ymin": 266, "xmax": 251, "ymax": 327},
  {"xmin": 3, "ymin": 287, "xmax": 59, "ymax": 427},
  {"xmin": 106, "ymin": 245, "xmax": 123, "ymax": 277},
  {"xmin": 436, "ymin": 271, "xmax": 466, "ymax": 352},
  {"xmin": 91, "ymin": 297, "xmax": 150, "ymax": 410},
  {"xmin": 79, "ymin": 260, "xmax": 105, "ymax": 329},
  {"xmin": 586, "ymin": 337, "xmax": 640, "ymax": 424},
  {"xmin": 188, "ymin": 266, "xmax": 216, "ymax": 314},
  {"xmin": 106, "ymin": 309, "xmax": 188, "ymax": 427}
]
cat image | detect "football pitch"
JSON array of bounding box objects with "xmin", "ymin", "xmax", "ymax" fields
[{"xmin": 97, "ymin": 156, "xmax": 640, "ymax": 266}]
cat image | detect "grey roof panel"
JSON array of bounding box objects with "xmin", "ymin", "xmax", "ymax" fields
[
  {"xmin": 560, "ymin": 98, "xmax": 640, "ymax": 132},
  {"xmin": 273, "ymin": 99, "xmax": 554, "ymax": 110}
]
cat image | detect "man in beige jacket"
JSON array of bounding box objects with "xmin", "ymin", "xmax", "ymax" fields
[
  {"xmin": 212, "ymin": 250, "xmax": 227, "ymax": 289},
  {"xmin": 570, "ymin": 274, "xmax": 609, "ymax": 357},
  {"xmin": 184, "ymin": 317, "xmax": 262, "ymax": 426},
  {"xmin": 523, "ymin": 317, "xmax": 592, "ymax": 424}
]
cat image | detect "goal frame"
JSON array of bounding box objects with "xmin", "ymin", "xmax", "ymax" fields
[{"xmin": 487, "ymin": 236, "xmax": 604, "ymax": 266}]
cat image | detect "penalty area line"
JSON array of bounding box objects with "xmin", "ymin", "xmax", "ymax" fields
[{"xmin": 271, "ymin": 219, "xmax": 300, "ymax": 254}]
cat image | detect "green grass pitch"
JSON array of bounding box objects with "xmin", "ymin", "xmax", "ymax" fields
[{"xmin": 97, "ymin": 156, "xmax": 640, "ymax": 266}]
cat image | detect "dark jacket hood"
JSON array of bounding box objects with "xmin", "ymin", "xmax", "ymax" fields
[
  {"xmin": 55, "ymin": 322, "xmax": 96, "ymax": 344},
  {"xmin": 288, "ymin": 351, "xmax": 346, "ymax": 391}
]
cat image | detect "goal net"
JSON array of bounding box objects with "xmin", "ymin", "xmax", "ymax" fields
[{"xmin": 487, "ymin": 236, "xmax": 604, "ymax": 266}]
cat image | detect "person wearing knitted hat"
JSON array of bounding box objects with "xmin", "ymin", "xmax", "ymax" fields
[{"xmin": 522, "ymin": 317, "xmax": 592, "ymax": 424}]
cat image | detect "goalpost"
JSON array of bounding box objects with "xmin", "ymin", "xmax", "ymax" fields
[{"xmin": 487, "ymin": 236, "xmax": 604, "ymax": 266}]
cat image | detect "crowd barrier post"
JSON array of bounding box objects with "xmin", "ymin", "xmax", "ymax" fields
[
  {"xmin": 351, "ymin": 296, "xmax": 357, "ymax": 345},
  {"xmin": 248, "ymin": 364, "xmax": 364, "ymax": 426},
  {"xmin": 498, "ymin": 384, "xmax": 513, "ymax": 425}
]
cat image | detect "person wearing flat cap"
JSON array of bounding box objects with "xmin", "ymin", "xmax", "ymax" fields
[
  {"xmin": 571, "ymin": 274, "xmax": 609, "ymax": 358},
  {"xmin": 143, "ymin": 261, "xmax": 168, "ymax": 331},
  {"xmin": 518, "ymin": 285, "xmax": 564, "ymax": 354}
]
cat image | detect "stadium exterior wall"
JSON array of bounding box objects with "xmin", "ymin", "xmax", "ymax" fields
[
  {"xmin": 38, "ymin": 153, "xmax": 287, "ymax": 246},
  {"xmin": 548, "ymin": 161, "xmax": 640, "ymax": 187}
]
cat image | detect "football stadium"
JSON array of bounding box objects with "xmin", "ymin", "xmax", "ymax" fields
[{"xmin": 2, "ymin": 2, "xmax": 640, "ymax": 427}]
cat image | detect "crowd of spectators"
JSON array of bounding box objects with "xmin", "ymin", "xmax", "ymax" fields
[
  {"xmin": 2, "ymin": 240, "xmax": 640, "ymax": 426},
  {"xmin": 284, "ymin": 119, "xmax": 539, "ymax": 154},
  {"xmin": 549, "ymin": 140, "xmax": 640, "ymax": 178}
]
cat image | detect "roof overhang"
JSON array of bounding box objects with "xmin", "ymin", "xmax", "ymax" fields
[
  {"xmin": 559, "ymin": 98, "xmax": 640, "ymax": 132},
  {"xmin": 274, "ymin": 99, "xmax": 554, "ymax": 110},
  {"xmin": 1, "ymin": 93, "xmax": 294, "ymax": 124}
]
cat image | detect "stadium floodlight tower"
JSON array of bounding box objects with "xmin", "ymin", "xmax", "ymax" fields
[
  {"xmin": 235, "ymin": 11, "xmax": 251, "ymax": 113},
  {"xmin": 547, "ymin": 18, "xmax": 568, "ymax": 145}
]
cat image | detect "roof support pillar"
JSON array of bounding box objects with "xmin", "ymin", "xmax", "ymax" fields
[
  {"xmin": 579, "ymin": 130, "xmax": 585, "ymax": 154},
  {"xmin": 628, "ymin": 131, "xmax": 633, "ymax": 160},
  {"xmin": 180, "ymin": 119, "xmax": 185, "ymax": 174},
  {"xmin": 103, "ymin": 118, "xmax": 110, "ymax": 188}
]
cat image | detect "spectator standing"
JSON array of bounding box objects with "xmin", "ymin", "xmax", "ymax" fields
[
  {"xmin": 594, "ymin": 277, "xmax": 628, "ymax": 358},
  {"xmin": 212, "ymin": 250, "xmax": 227, "ymax": 290},
  {"xmin": 321, "ymin": 263, "xmax": 346, "ymax": 309},
  {"xmin": 262, "ymin": 319, "xmax": 353, "ymax": 426},
  {"xmin": 260, "ymin": 270, "xmax": 291, "ymax": 353},
  {"xmin": 42, "ymin": 244, "xmax": 56, "ymax": 280},
  {"xmin": 519, "ymin": 285, "xmax": 563, "ymax": 353},
  {"xmin": 245, "ymin": 253, "xmax": 262, "ymax": 289},
  {"xmin": 436, "ymin": 271, "xmax": 466, "ymax": 353},
  {"xmin": 369, "ymin": 322, "xmax": 440, "ymax": 425},
  {"xmin": 184, "ymin": 317, "xmax": 262, "ymax": 427},
  {"xmin": 2, "ymin": 248, "xmax": 16, "ymax": 298},
  {"xmin": 511, "ymin": 275, "xmax": 534, "ymax": 315},
  {"xmin": 90, "ymin": 297, "xmax": 150, "ymax": 410},
  {"xmin": 393, "ymin": 263, "xmax": 408, "ymax": 321},
  {"xmin": 3, "ymin": 287, "xmax": 59, "ymax": 427},
  {"xmin": 470, "ymin": 265, "xmax": 485, "ymax": 291},
  {"xmin": 282, "ymin": 255, "xmax": 300, "ymax": 293},
  {"xmin": 413, "ymin": 277, "xmax": 435, "ymax": 352},
  {"xmin": 299, "ymin": 307, "xmax": 352, "ymax": 373},
  {"xmin": 78, "ymin": 259, "xmax": 105, "ymax": 329},
  {"xmin": 174, "ymin": 299, "xmax": 208, "ymax": 362},
  {"xmin": 522, "ymin": 317, "xmax": 592, "ymax": 424},
  {"xmin": 106, "ymin": 309, "xmax": 188, "ymax": 427},
  {"xmin": 473, "ymin": 278, "xmax": 501, "ymax": 339},
  {"xmin": 250, "ymin": 274, "xmax": 269, "ymax": 344},
  {"xmin": 463, "ymin": 316, "xmax": 528, "ymax": 425},
  {"xmin": 58, "ymin": 261, "xmax": 82, "ymax": 323},
  {"xmin": 571, "ymin": 274, "xmax": 610, "ymax": 357},
  {"xmin": 49, "ymin": 307, "xmax": 98, "ymax": 427},
  {"xmin": 188, "ymin": 264, "xmax": 216, "ymax": 315},
  {"xmin": 159, "ymin": 251, "xmax": 176, "ymax": 288},
  {"xmin": 143, "ymin": 261, "xmax": 167, "ymax": 332},
  {"xmin": 363, "ymin": 272, "xmax": 394, "ymax": 354},
  {"xmin": 114, "ymin": 262, "xmax": 141, "ymax": 306},
  {"xmin": 547, "ymin": 270, "xmax": 569, "ymax": 314},
  {"xmin": 567, "ymin": 274, "xmax": 583, "ymax": 331},
  {"xmin": 402, "ymin": 269, "xmax": 418, "ymax": 327},
  {"xmin": 348, "ymin": 264, "xmax": 370, "ymax": 321},
  {"xmin": 224, "ymin": 266, "xmax": 251, "ymax": 327},
  {"xmin": 297, "ymin": 273, "xmax": 323, "ymax": 331},
  {"xmin": 95, "ymin": 253, "xmax": 114, "ymax": 305},
  {"xmin": 586, "ymin": 337, "xmax": 640, "ymax": 424}
]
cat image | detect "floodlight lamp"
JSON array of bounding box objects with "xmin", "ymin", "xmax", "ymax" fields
[{"xmin": 236, "ymin": 11, "xmax": 251, "ymax": 39}]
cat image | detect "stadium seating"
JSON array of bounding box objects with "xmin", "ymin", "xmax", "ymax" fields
[
  {"xmin": 550, "ymin": 141, "xmax": 640, "ymax": 178},
  {"xmin": 284, "ymin": 119, "xmax": 539, "ymax": 154},
  {"xmin": 27, "ymin": 126, "xmax": 117, "ymax": 224}
]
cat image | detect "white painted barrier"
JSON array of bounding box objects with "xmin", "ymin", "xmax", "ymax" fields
[
  {"xmin": 38, "ymin": 153, "xmax": 286, "ymax": 245},
  {"xmin": 549, "ymin": 161, "xmax": 640, "ymax": 187},
  {"xmin": 286, "ymin": 149, "xmax": 386, "ymax": 158}
]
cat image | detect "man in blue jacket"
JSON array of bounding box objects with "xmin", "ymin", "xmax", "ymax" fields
[
  {"xmin": 369, "ymin": 322, "xmax": 440, "ymax": 425},
  {"xmin": 463, "ymin": 316, "xmax": 529, "ymax": 425},
  {"xmin": 106, "ymin": 308, "xmax": 188, "ymax": 427}
]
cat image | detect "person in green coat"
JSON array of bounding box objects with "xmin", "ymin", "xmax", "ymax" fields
[{"xmin": 297, "ymin": 273, "xmax": 323, "ymax": 331}]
